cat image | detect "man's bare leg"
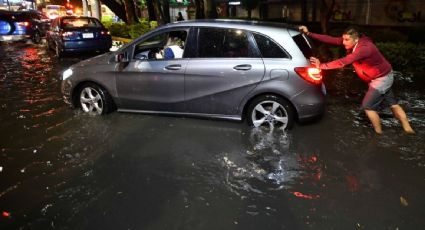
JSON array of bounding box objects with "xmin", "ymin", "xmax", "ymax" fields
[
  {"xmin": 391, "ymin": 104, "xmax": 415, "ymax": 134},
  {"xmin": 365, "ymin": 109, "xmax": 383, "ymax": 134}
]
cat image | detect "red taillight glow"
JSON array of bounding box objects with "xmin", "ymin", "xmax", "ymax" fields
[
  {"xmin": 294, "ymin": 67, "xmax": 323, "ymax": 85},
  {"xmin": 17, "ymin": 21, "xmax": 30, "ymax": 27},
  {"xmin": 101, "ymin": 30, "xmax": 110, "ymax": 35},
  {"xmin": 61, "ymin": 31, "xmax": 75, "ymax": 37}
]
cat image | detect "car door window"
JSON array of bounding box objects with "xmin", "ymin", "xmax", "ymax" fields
[
  {"xmin": 253, "ymin": 33, "xmax": 290, "ymax": 58},
  {"xmin": 133, "ymin": 30, "xmax": 187, "ymax": 60},
  {"xmin": 197, "ymin": 28, "xmax": 258, "ymax": 58}
]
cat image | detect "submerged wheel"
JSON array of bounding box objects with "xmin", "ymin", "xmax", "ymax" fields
[
  {"xmin": 247, "ymin": 95, "xmax": 295, "ymax": 130},
  {"xmin": 78, "ymin": 83, "xmax": 115, "ymax": 115}
]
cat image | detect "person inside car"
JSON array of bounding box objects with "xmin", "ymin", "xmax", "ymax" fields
[{"xmin": 163, "ymin": 36, "xmax": 184, "ymax": 59}]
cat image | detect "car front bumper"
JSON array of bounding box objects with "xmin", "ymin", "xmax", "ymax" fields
[{"xmin": 61, "ymin": 79, "xmax": 74, "ymax": 106}]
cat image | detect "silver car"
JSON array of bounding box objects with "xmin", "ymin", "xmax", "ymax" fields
[{"xmin": 61, "ymin": 19, "xmax": 326, "ymax": 129}]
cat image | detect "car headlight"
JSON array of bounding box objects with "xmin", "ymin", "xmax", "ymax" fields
[{"xmin": 62, "ymin": 68, "xmax": 73, "ymax": 81}]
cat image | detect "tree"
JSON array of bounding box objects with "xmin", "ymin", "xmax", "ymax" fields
[
  {"xmin": 102, "ymin": 0, "xmax": 130, "ymax": 23},
  {"xmin": 193, "ymin": 0, "xmax": 205, "ymax": 19},
  {"xmin": 318, "ymin": 0, "xmax": 336, "ymax": 34},
  {"xmin": 146, "ymin": 0, "xmax": 157, "ymax": 21},
  {"xmin": 122, "ymin": 0, "xmax": 138, "ymax": 24},
  {"xmin": 241, "ymin": 0, "xmax": 260, "ymax": 19},
  {"xmin": 151, "ymin": 0, "xmax": 171, "ymax": 25}
]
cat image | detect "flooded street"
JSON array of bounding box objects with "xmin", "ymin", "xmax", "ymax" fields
[{"xmin": 1, "ymin": 42, "xmax": 425, "ymax": 229}]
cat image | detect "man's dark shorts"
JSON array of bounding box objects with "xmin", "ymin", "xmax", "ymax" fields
[
  {"xmin": 361, "ymin": 86, "xmax": 398, "ymax": 110},
  {"xmin": 361, "ymin": 71, "xmax": 398, "ymax": 111}
]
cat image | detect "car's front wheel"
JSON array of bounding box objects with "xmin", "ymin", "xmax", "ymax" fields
[
  {"xmin": 78, "ymin": 83, "xmax": 115, "ymax": 115},
  {"xmin": 247, "ymin": 95, "xmax": 295, "ymax": 130}
]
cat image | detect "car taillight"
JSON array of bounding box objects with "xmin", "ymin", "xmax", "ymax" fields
[
  {"xmin": 294, "ymin": 67, "xmax": 322, "ymax": 85},
  {"xmin": 61, "ymin": 31, "xmax": 75, "ymax": 38},
  {"xmin": 101, "ymin": 30, "xmax": 110, "ymax": 35},
  {"xmin": 17, "ymin": 21, "xmax": 30, "ymax": 27}
]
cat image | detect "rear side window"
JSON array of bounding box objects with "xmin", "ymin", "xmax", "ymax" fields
[
  {"xmin": 292, "ymin": 33, "xmax": 315, "ymax": 58},
  {"xmin": 196, "ymin": 28, "xmax": 258, "ymax": 58},
  {"xmin": 253, "ymin": 33, "xmax": 289, "ymax": 58}
]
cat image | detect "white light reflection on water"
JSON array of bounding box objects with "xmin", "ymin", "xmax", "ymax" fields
[{"xmin": 220, "ymin": 127, "xmax": 304, "ymax": 197}]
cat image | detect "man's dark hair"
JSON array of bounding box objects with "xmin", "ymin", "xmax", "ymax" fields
[{"xmin": 343, "ymin": 26, "xmax": 360, "ymax": 39}]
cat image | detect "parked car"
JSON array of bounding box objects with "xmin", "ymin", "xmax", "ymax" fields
[
  {"xmin": 61, "ymin": 20, "xmax": 326, "ymax": 130},
  {"xmin": 46, "ymin": 16, "xmax": 112, "ymax": 57},
  {"xmin": 0, "ymin": 10, "xmax": 50, "ymax": 43}
]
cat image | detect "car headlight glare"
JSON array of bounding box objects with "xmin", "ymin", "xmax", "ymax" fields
[{"xmin": 62, "ymin": 68, "xmax": 73, "ymax": 80}]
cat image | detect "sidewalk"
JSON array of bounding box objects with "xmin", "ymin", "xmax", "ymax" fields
[{"xmin": 110, "ymin": 36, "xmax": 132, "ymax": 51}]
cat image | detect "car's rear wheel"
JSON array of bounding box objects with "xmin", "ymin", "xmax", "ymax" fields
[
  {"xmin": 78, "ymin": 83, "xmax": 115, "ymax": 115},
  {"xmin": 247, "ymin": 95, "xmax": 295, "ymax": 130}
]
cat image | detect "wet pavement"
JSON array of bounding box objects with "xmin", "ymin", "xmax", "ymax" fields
[{"xmin": 0, "ymin": 42, "xmax": 424, "ymax": 229}]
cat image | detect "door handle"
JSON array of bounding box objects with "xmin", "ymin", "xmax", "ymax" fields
[
  {"xmin": 165, "ymin": 64, "xmax": 182, "ymax": 70},
  {"xmin": 233, "ymin": 64, "xmax": 252, "ymax": 71}
]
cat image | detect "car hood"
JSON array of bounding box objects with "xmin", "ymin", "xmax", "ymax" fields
[{"xmin": 72, "ymin": 52, "xmax": 113, "ymax": 68}]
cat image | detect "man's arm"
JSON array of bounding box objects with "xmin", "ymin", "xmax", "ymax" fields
[
  {"xmin": 298, "ymin": 25, "xmax": 343, "ymax": 46},
  {"xmin": 319, "ymin": 45, "xmax": 371, "ymax": 69},
  {"xmin": 308, "ymin": 32, "xmax": 343, "ymax": 46}
]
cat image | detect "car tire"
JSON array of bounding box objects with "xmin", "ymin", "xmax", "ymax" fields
[
  {"xmin": 246, "ymin": 95, "xmax": 295, "ymax": 130},
  {"xmin": 78, "ymin": 83, "xmax": 115, "ymax": 115},
  {"xmin": 32, "ymin": 31, "xmax": 41, "ymax": 44}
]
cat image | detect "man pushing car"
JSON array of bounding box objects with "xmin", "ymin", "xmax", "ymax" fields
[{"xmin": 299, "ymin": 25, "xmax": 414, "ymax": 134}]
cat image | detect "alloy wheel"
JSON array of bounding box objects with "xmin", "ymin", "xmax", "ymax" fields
[
  {"xmin": 250, "ymin": 100, "xmax": 289, "ymax": 130},
  {"xmin": 80, "ymin": 87, "xmax": 104, "ymax": 115}
]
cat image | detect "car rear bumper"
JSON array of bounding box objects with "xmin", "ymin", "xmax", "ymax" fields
[
  {"xmin": 63, "ymin": 39, "xmax": 112, "ymax": 52},
  {"xmin": 0, "ymin": 34, "xmax": 31, "ymax": 42},
  {"xmin": 292, "ymin": 83, "xmax": 327, "ymax": 122}
]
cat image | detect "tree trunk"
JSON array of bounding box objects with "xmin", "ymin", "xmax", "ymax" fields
[
  {"xmin": 153, "ymin": 0, "xmax": 165, "ymax": 25},
  {"xmin": 194, "ymin": 0, "xmax": 205, "ymax": 19},
  {"xmin": 161, "ymin": 0, "xmax": 170, "ymax": 23},
  {"xmin": 123, "ymin": 0, "xmax": 137, "ymax": 24},
  {"xmin": 147, "ymin": 0, "xmax": 156, "ymax": 21},
  {"xmin": 208, "ymin": 0, "xmax": 218, "ymax": 19},
  {"xmin": 132, "ymin": 0, "xmax": 141, "ymax": 19},
  {"xmin": 319, "ymin": 0, "xmax": 335, "ymax": 34},
  {"xmin": 102, "ymin": 0, "xmax": 128, "ymax": 23}
]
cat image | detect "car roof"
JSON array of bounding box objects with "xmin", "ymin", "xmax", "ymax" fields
[
  {"xmin": 59, "ymin": 16, "xmax": 99, "ymax": 20},
  {"xmin": 162, "ymin": 19, "xmax": 298, "ymax": 31},
  {"xmin": 0, "ymin": 10, "xmax": 43, "ymax": 20}
]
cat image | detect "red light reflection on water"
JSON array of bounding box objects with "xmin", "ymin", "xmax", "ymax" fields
[
  {"xmin": 298, "ymin": 154, "xmax": 323, "ymax": 182},
  {"xmin": 291, "ymin": 191, "xmax": 320, "ymax": 199},
  {"xmin": 345, "ymin": 174, "xmax": 360, "ymax": 192},
  {"xmin": 291, "ymin": 154, "xmax": 323, "ymax": 200},
  {"xmin": 21, "ymin": 47, "xmax": 45, "ymax": 70}
]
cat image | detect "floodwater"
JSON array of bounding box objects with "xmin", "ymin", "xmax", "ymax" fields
[{"xmin": 0, "ymin": 42, "xmax": 424, "ymax": 229}]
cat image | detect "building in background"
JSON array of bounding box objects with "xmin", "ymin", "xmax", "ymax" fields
[{"xmin": 169, "ymin": 0, "xmax": 189, "ymax": 22}]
